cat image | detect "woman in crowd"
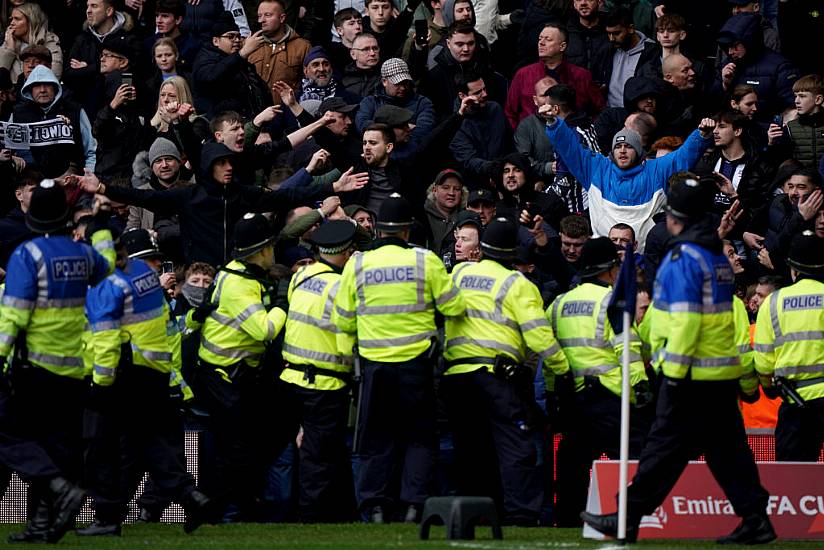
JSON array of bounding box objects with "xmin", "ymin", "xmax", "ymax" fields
[
  {"xmin": 147, "ymin": 37, "xmax": 191, "ymax": 102},
  {"xmin": 0, "ymin": 2, "xmax": 61, "ymax": 80}
]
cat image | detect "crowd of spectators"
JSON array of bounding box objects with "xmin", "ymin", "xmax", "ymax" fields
[{"xmin": 0, "ymin": 0, "xmax": 823, "ymax": 517}]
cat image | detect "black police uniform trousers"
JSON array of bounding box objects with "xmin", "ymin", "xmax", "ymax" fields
[
  {"xmin": 356, "ymin": 352, "xmax": 438, "ymax": 514},
  {"xmin": 624, "ymin": 377, "xmax": 769, "ymax": 523},
  {"xmin": 0, "ymin": 365, "xmax": 84, "ymax": 511},
  {"xmin": 280, "ymin": 379, "xmax": 357, "ymax": 522},
  {"xmin": 555, "ymin": 381, "xmax": 650, "ymax": 527},
  {"xmin": 442, "ymin": 369, "xmax": 542, "ymax": 523},
  {"xmin": 192, "ymin": 364, "xmax": 292, "ymax": 521},
  {"xmin": 775, "ymin": 397, "xmax": 824, "ymax": 461},
  {"xmin": 83, "ymin": 365, "xmax": 196, "ymax": 524}
]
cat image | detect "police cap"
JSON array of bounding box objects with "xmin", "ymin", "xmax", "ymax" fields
[
  {"xmin": 787, "ymin": 230, "xmax": 824, "ymax": 278},
  {"xmin": 311, "ymin": 220, "xmax": 357, "ymax": 254},
  {"xmin": 233, "ymin": 213, "xmax": 275, "ymax": 259},
  {"xmin": 376, "ymin": 193, "xmax": 413, "ymax": 232},
  {"xmin": 480, "ymin": 217, "xmax": 518, "ymax": 260},
  {"xmin": 467, "ymin": 188, "xmax": 495, "ymax": 206},
  {"xmin": 374, "ymin": 105, "xmax": 413, "ymax": 127},
  {"xmin": 26, "ymin": 179, "xmax": 71, "ymax": 234},
  {"xmin": 577, "ymin": 236, "xmax": 620, "ymax": 279}
]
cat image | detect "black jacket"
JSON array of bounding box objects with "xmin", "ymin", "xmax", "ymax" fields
[
  {"xmin": 565, "ymin": 14, "xmax": 611, "ymax": 86},
  {"xmin": 191, "ymin": 44, "xmax": 273, "ymax": 119},
  {"xmin": 0, "ymin": 206, "xmax": 30, "ymax": 269},
  {"xmin": 62, "ymin": 13, "xmax": 136, "ymax": 117},
  {"xmin": 104, "ymin": 143, "xmax": 336, "ymax": 266}
]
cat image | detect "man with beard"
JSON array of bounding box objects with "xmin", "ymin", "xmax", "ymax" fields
[
  {"xmin": 603, "ymin": 7, "xmax": 657, "ymax": 109},
  {"xmin": 565, "ymin": 0, "xmax": 611, "ymax": 85},
  {"xmin": 744, "ymin": 166, "xmax": 823, "ymax": 277},
  {"xmin": 299, "ymin": 46, "xmax": 359, "ymax": 104}
]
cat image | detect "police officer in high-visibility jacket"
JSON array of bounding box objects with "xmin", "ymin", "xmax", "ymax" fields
[
  {"xmin": 193, "ymin": 213, "xmax": 287, "ymax": 521},
  {"xmin": 81, "ymin": 229, "xmax": 212, "ymax": 536},
  {"xmin": 279, "ymin": 220, "xmax": 358, "ymax": 522},
  {"xmin": 582, "ymin": 175, "xmax": 774, "ymax": 545},
  {"xmin": 549, "ymin": 237, "xmax": 650, "ymax": 527},
  {"xmin": 443, "ymin": 218, "xmax": 569, "ymax": 525},
  {"xmin": 0, "ymin": 180, "xmax": 115, "ymax": 544},
  {"xmin": 334, "ymin": 194, "xmax": 466, "ymax": 524},
  {"xmin": 754, "ymin": 231, "xmax": 824, "ymax": 461}
]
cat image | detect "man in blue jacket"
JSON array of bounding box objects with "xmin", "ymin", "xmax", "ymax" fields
[{"xmin": 540, "ymin": 103, "xmax": 715, "ymax": 251}]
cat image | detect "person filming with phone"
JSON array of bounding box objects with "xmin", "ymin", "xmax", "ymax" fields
[{"xmin": 94, "ymin": 34, "xmax": 148, "ymax": 181}]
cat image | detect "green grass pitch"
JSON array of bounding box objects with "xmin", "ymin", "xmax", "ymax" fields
[{"xmin": 0, "ymin": 523, "xmax": 820, "ymax": 549}]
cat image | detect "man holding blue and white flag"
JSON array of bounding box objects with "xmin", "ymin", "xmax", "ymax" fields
[{"xmin": 547, "ymin": 237, "xmax": 650, "ymax": 527}]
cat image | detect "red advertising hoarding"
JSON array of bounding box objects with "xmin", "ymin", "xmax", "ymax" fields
[{"xmin": 584, "ymin": 461, "xmax": 824, "ymax": 540}]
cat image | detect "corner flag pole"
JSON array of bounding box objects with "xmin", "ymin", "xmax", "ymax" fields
[
  {"xmin": 617, "ymin": 307, "xmax": 631, "ymax": 541},
  {"xmin": 607, "ymin": 243, "xmax": 636, "ymax": 543}
]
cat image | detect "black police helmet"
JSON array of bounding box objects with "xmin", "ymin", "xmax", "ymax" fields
[
  {"xmin": 233, "ymin": 213, "xmax": 276, "ymax": 259},
  {"xmin": 480, "ymin": 217, "xmax": 518, "ymax": 261},
  {"xmin": 376, "ymin": 193, "xmax": 414, "ymax": 233},
  {"xmin": 25, "ymin": 179, "xmax": 72, "ymax": 234},
  {"xmin": 665, "ymin": 176, "xmax": 715, "ymax": 221},
  {"xmin": 787, "ymin": 230, "xmax": 824, "ymax": 278},
  {"xmin": 577, "ymin": 236, "xmax": 620, "ymax": 279}
]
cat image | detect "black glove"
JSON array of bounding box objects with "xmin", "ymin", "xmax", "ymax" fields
[
  {"xmin": 739, "ymin": 389, "xmax": 761, "ymax": 404},
  {"xmin": 271, "ymin": 279, "xmax": 290, "ymax": 312},
  {"xmin": 509, "ymin": 8, "xmax": 525, "ymax": 26},
  {"xmin": 763, "ymin": 384, "xmax": 781, "ymax": 400},
  {"xmin": 633, "ymin": 381, "xmax": 654, "ymax": 408},
  {"xmin": 191, "ymin": 300, "xmax": 218, "ymax": 324}
]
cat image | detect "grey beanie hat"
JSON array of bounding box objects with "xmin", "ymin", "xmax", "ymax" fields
[
  {"xmin": 149, "ymin": 137, "xmax": 181, "ymax": 165},
  {"xmin": 611, "ymin": 128, "xmax": 644, "ymax": 160}
]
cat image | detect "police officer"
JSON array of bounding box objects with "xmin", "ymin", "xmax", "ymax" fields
[
  {"xmin": 193, "ymin": 213, "xmax": 288, "ymax": 521},
  {"xmin": 754, "ymin": 231, "xmax": 824, "ymax": 461},
  {"xmin": 334, "ymin": 193, "xmax": 466, "ymax": 523},
  {"xmin": 442, "ymin": 218, "xmax": 569, "ymax": 525},
  {"xmin": 0, "ymin": 180, "xmax": 115, "ymax": 543},
  {"xmin": 81, "ymin": 229, "xmax": 211, "ymax": 536},
  {"xmin": 548, "ymin": 237, "xmax": 650, "ymax": 527},
  {"xmin": 582, "ymin": 176, "xmax": 774, "ymax": 544},
  {"xmin": 279, "ymin": 220, "xmax": 358, "ymax": 522}
]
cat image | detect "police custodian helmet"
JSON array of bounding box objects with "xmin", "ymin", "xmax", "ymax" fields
[{"xmin": 25, "ymin": 179, "xmax": 72, "ymax": 234}]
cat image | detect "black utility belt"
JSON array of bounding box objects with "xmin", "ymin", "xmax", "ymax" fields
[
  {"xmin": 444, "ymin": 356, "xmax": 496, "ymax": 369},
  {"xmin": 286, "ymin": 363, "xmax": 352, "ymax": 384}
]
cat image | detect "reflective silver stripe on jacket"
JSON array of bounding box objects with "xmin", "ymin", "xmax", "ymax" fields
[
  {"xmin": 354, "ymin": 251, "xmax": 430, "ymax": 315},
  {"xmin": 94, "ymin": 364, "xmax": 115, "ymax": 376},
  {"xmin": 288, "ymin": 311, "xmax": 341, "ymax": 333},
  {"xmin": 663, "ymin": 352, "xmax": 740, "ymax": 367},
  {"xmin": 576, "ymin": 364, "xmax": 619, "ymax": 376},
  {"xmin": 121, "ymin": 307, "xmax": 165, "ymax": 326},
  {"xmin": 1, "ymin": 296, "xmax": 34, "ymax": 309},
  {"xmin": 209, "ymin": 303, "xmax": 266, "ymax": 331},
  {"xmin": 465, "ymin": 308, "xmax": 518, "ymax": 331},
  {"xmin": 29, "ymin": 352, "xmax": 83, "ymax": 368},
  {"xmin": 358, "ymin": 330, "xmax": 437, "ymax": 349},
  {"xmin": 775, "ymin": 364, "xmax": 824, "ymax": 377},
  {"xmin": 91, "ymin": 320, "xmax": 120, "ymax": 332},
  {"xmin": 131, "ymin": 343, "xmax": 172, "ymax": 362},
  {"xmin": 199, "ymin": 338, "xmax": 261, "ymax": 361},
  {"xmin": 447, "ymin": 336, "xmax": 524, "ymax": 363},
  {"xmin": 282, "ymin": 343, "xmax": 353, "ymax": 366}
]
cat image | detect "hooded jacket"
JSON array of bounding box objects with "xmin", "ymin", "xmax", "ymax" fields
[
  {"xmin": 450, "ymin": 100, "xmax": 511, "ymax": 187},
  {"xmin": 546, "ymin": 117, "xmax": 712, "ymax": 250},
  {"xmin": 11, "ymin": 65, "xmax": 96, "ymax": 178},
  {"xmin": 715, "ymin": 13, "xmax": 798, "ymax": 123},
  {"xmin": 564, "ymin": 13, "xmax": 611, "ymax": 86},
  {"xmin": 606, "ymin": 30, "xmax": 657, "ymax": 108},
  {"xmin": 593, "ymin": 75, "xmax": 659, "ymax": 153},
  {"xmin": 63, "ymin": 11, "xmax": 134, "ymax": 112},
  {"xmin": 102, "ymin": 143, "xmax": 335, "ymax": 266},
  {"xmin": 494, "ymin": 152, "xmax": 570, "ymax": 231}
]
